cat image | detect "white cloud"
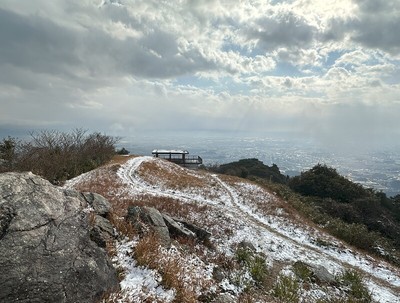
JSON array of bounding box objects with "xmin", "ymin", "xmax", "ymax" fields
[{"xmin": 0, "ymin": 0, "xmax": 399, "ymax": 149}]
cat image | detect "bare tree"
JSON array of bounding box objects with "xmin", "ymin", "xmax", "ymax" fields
[{"xmin": 7, "ymin": 129, "xmax": 119, "ymax": 184}]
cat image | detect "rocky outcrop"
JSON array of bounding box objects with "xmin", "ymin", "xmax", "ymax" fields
[
  {"xmin": 126, "ymin": 205, "xmax": 211, "ymax": 246},
  {"xmin": 0, "ymin": 172, "xmax": 119, "ymax": 303}
]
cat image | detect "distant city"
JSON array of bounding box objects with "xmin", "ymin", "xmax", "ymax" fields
[{"xmin": 124, "ymin": 131, "xmax": 400, "ymax": 198}]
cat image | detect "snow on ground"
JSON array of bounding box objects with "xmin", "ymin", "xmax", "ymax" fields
[
  {"xmin": 68, "ymin": 156, "xmax": 400, "ymax": 302},
  {"xmin": 112, "ymin": 238, "xmax": 175, "ymax": 302}
]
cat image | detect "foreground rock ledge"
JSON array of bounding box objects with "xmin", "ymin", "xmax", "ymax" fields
[{"xmin": 0, "ymin": 172, "xmax": 118, "ymax": 303}]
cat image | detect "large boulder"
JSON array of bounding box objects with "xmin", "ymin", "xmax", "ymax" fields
[
  {"xmin": 81, "ymin": 192, "xmax": 112, "ymax": 217},
  {"xmin": 0, "ymin": 172, "xmax": 119, "ymax": 303},
  {"xmin": 126, "ymin": 205, "xmax": 211, "ymax": 246},
  {"xmin": 126, "ymin": 205, "xmax": 171, "ymax": 247},
  {"xmin": 162, "ymin": 213, "xmax": 196, "ymax": 239},
  {"xmin": 173, "ymin": 217, "xmax": 212, "ymax": 241}
]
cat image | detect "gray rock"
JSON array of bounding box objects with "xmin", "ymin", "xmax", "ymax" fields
[
  {"xmin": 0, "ymin": 172, "xmax": 119, "ymax": 303},
  {"xmin": 127, "ymin": 205, "xmax": 145, "ymax": 221},
  {"xmin": 173, "ymin": 217, "xmax": 211, "ymax": 241},
  {"xmin": 82, "ymin": 192, "xmax": 111, "ymax": 216},
  {"xmin": 238, "ymin": 240, "xmax": 256, "ymax": 252},
  {"xmin": 212, "ymin": 293, "xmax": 235, "ymax": 303},
  {"xmin": 162, "ymin": 213, "xmax": 196, "ymax": 239},
  {"xmin": 126, "ymin": 206, "xmax": 171, "ymax": 246},
  {"xmin": 212, "ymin": 266, "xmax": 225, "ymax": 282},
  {"xmin": 293, "ymin": 261, "xmax": 336, "ymax": 284},
  {"xmin": 126, "ymin": 205, "xmax": 148, "ymax": 235},
  {"xmin": 311, "ymin": 264, "xmax": 336, "ymax": 284},
  {"xmin": 143, "ymin": 207, "xmax": 171, "ymax": 247},
  {"xmin": 90, "ymin": 215, "xmax": 116, "ymax": 248},
  {"xmin": 126, "ymin": 206, "xmax": 211, "ymax": 245}
]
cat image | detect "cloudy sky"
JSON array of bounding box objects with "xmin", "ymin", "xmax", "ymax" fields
[{"xmin": 1, "ymin": 0, "xmax": 399, "ymax": 149}]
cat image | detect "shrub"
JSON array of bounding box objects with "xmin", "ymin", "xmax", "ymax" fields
[
  {"xmin": 116, "ymin": 147, "xmax": 130, "ymax": 155},
  {"xmin": 210, "ymin": 158, "xmax": 288, "ymax": 184},
  {"xmin": 2, "ymin": 129, "xmax": 118, "ymax": 184},
  {"xmin": 235, "ymin": 247, "xmax": 268, "ymax": 286},
  {"xmin": 292, "ymin": 262, "xmax": 313, "ymax": 282},
  {"xmin": 337, "ymin": 270, "xmax": 372, "ymax": 303},
  {"xmin": 289, "ymin": 164, "xmax": 369, "ymax": 203},
  {"xmin": 272, "ymin": 274, "xmax": 299, "ymax": 303},
  {"xmin": 236, "ymin": 247, "xmax": 252, "ymax": 265},
  {"xmin": 325, "ymin": 219, "xmax": 379, "ymax": 250},
  {"xmin": 0, "ymin": 136, "xmax": 19, "ymax": 172},
  {"xmin": 249, "ymin": 255, "xmax": 268, "ymax": 285}
]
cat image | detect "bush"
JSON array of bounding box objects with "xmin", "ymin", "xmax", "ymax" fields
[
  {"xmin": 337, "ymin": 270, "xmax": 372, "ymax": 303},
  {"xmin": 272, "ymin": 274, "xmax": 299, "ymax": 303},
  {"xmin": 235, "ymin": 247, "xmax": 268, "ymax": 286},
  {"xmin": 0, "ymin": 136, "xmax": 19, "ymax": 172},
  {"xmin": 210, "ymin": 158, "xmax": 288, "ymax": 184},
  {"xmin": 325, "ymin": 219, "xmax": 380, "ymax": 250},
  {"xmin": 249, "ymin": 255, "xmax": 268, "ymax": 285},
  {"xmin": 258, "ymin": 180, "xmax": 400, "ymax": 267},
  {"xmin": 289, "ymin": 164, "xmax": 369, "ymax": 202},
  {"xmin": 116, "ymin": 147, "xmax": 130, "ymax": 155},
  {"xmin": 292, "ymin": 262, "xmax": 313, "ymax": 282},
  {"xmin": 1, "ymin": 129, "xmax": 118, "ymax": 184}
]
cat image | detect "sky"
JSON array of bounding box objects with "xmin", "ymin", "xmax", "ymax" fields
[{"xmin": 1, "ymin": 0, "xmax": 400, "ymax": 150}]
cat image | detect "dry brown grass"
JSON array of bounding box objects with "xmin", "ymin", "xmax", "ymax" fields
[
  {"xmin": 72, "ymin": 167, "xmax": 124, "ymax": 198},
  {"xmin": 108, "ymin": 212, "xmax": 137, "ymax": 239},
  {"xmin": 133, "ymin": 233, "xmax": 207, "ymax": 303},
  {"xmin": 101, "ymin": 288, "xmax": 165, "ymax": 303},
  {"xmin": 139, "ymin": 160, "xmax": 209, "ymax": 190},
  {"xmin": 129, "ymin": 194, "xmax": 210, "ymax": 219},
  {"xmin": 108, "ymin": 154, "xmax": 136, "ymax": 165},
  {"xmin": 134, "ymin": 233, "xmax": 161, "ymax": 268},
  {"xmin": 210, "ymin": 252, "xmax": 236, "ymax": 272}
]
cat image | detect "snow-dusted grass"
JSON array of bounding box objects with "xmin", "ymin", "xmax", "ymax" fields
[
  {"xmin": 66, "ymin": 156, "xmax": 400, "ymax": 303},
  {"xmin": 106, "ymin": 238, "xmax": 175, "ymax": 303}
]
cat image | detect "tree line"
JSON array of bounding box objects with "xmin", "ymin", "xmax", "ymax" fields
[{"xmin": 0, "ymin": 129, "xmax": 119, "ymax": 184}]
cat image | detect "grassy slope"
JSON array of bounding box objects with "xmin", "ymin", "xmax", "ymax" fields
[{"xmin": 66, "ymin": 155, "xmax": 400, "ymax": 303}]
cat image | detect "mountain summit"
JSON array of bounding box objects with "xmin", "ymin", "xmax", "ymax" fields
[{"xmin": 65, "ymin": 155, "xmax": 400, "ymax": 302}]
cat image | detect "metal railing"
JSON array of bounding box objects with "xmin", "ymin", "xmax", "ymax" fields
[{"xmin": 156, "ymin": 155, "xmax": 202, "ymax": 165}]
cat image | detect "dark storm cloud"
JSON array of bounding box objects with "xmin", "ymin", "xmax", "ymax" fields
[
  {"xmin": 316, "ymin": 0, "xmax": 400, "ymax": 55},
  {"xmin": 0, "ymin": 9, "xmax": 80, "ymax": 76},
  {"xmin": 0, "ymin": 6, "xmax": 216, "ymax": 85},
  {"xmin": 246, "ymin": 12, "xmax": 316, "ymax": 51},
  {"xmin": 241, "ymin": 0, "xmax": 400, "ymax": 56},
  {"xmin": 321, "ymin": 18, "xmax": 348, "ymax": 42},
  {"xmin": 351, "ymin": 0, "xmax": 400, "ymax": 54}
]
